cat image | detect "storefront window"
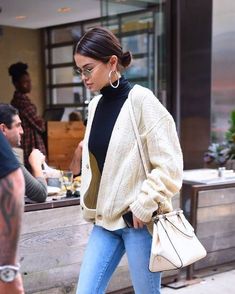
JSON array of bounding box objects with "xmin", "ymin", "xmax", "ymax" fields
[
  {"xmin": 50, "ymin": 25, "xmax": 81, "ymax": 44},
  {"xmin": 52, "ymin": 86, "xmax": 83, "ymax": 105},
  {"xmin": 52, "ymin": 46, "xmax": 73, "ymax": 64},
  {"xmin": 44, "ymin": 1, "xmax": 167, "ymax": 115},
  {"xmin": 52, "ymin": 68, "xmax": 79, "ymax": 85}
]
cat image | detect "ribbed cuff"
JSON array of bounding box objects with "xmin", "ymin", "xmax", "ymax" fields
[{"xmin": 130, "ymin": 200, "xmax": 158, "ymax": 223}]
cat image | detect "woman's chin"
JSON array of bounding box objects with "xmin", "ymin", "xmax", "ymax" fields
[{"xmin": 87, "ymin": 86, "xmax": 99, "ymax": 92}]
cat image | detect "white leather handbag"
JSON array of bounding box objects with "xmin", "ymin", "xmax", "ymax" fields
[
  {"xmin": 149, "ymin": 209, "xmax": 207, "ymax": 272},
  {"xmin": 128, "ymin": 99, "xmax": 207, "ymax": 272}
]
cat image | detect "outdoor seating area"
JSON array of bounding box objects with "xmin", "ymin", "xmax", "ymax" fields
[{"xmin": 0, "ymin": 1, "xmax": 234, "ymax": 293}]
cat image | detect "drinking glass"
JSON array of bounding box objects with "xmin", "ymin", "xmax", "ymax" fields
[{"xmin": 62, "ymin": 171, "xmax": 73, "ymax": 191}]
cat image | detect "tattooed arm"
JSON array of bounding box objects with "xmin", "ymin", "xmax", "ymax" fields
[{"xmin": 0, "ymin": 168, "xmax": 25, "ymax": 294}]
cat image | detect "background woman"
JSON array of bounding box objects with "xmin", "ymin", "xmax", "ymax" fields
[
  {"xmin": 9, "ymin": 62, "xmax": 46, "ymax": 170},
  {"xmin": 74, "ymin": 27, "xmax": 183, "ymax": 294}
]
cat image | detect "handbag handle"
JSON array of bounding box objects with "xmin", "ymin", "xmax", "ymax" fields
[
  {"xmin": 159, "ymin": 215, "xmax": 195, "ymax": 238},
  {"xmin": 128, "ymin": 99, "xmax": 149, "ymax": 177}
]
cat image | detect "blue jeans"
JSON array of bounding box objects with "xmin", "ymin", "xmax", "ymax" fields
[{"xmin": 76, "ymin": 225, "xmax": 161, "ymax": 294}]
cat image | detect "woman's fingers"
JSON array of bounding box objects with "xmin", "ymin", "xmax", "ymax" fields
[{"xmin": 133, "ymin": 214, "xmax": 144, "ymax": 229}]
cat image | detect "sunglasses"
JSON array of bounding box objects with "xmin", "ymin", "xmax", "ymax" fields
[{"xmin": 74, "ymin": 62, "xmax": 102, "ymax": 78}]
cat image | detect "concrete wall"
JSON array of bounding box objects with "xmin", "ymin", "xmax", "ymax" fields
[{"xmin": 0, "ymin": 26, "xmax": 45, "ymax": 115}]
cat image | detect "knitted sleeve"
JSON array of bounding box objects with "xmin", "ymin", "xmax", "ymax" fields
[{"xmin": 130, "ymin": 93, "xmax": 183, "ymax": 222}]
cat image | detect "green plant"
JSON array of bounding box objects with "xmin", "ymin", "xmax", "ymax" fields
[
  {"xmin": 204, "ymin": 110, "xmax": 235, "ymax": 165},
  {"xmin": 225, "ymin": 110, "xmax": 235, "ymax": 160},
  {"xmin": 204, "ymin": 142, "xmax": 230, "ymax": 166}
]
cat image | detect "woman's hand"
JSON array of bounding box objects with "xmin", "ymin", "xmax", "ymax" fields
[{"xmin": 132, "ymin": 214, "xmax": 145, "ymax": 229}]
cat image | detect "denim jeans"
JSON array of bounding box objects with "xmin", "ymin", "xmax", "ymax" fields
[{"xmin": 76, "ymin": 225, "xmax": 161, "ymax": 294}]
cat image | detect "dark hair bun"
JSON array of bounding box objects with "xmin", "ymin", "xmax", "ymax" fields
[
  {"xmin": 8, "ymin": 62, "xmax": 28, "ymax": 77},
  {"xmin": 121, "ymin": 51, "xmax": 132, "ymax": 68}
]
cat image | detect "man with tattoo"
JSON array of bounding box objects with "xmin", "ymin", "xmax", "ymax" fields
[
  {"xmin": 0, "ymin": 130, "xmax": 25, "ymax": 293},
  {"xmin": 0, "ymin": 104, "xmax": 47, "ymax": 203}
]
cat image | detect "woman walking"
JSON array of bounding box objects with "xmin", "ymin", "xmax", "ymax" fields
[{"xmin": 74, "ymin": 27, "xmax": 183, "ymax": 294}]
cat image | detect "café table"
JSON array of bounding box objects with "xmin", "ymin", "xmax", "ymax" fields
[{"xmin": 24, "ymin": 193, "xmax": 80, "ymax": 212}]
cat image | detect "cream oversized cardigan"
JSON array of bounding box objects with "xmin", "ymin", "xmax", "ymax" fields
[{"xmin": 80, "ymin": 85, "xmax": 183, "ymax": 231}]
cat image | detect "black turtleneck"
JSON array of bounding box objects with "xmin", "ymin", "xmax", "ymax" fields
[{"xmin": 88, "ymin": 76, "xmax": 132, "ymax": 174}]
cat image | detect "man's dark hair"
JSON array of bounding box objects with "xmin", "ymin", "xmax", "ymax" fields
[{"xmin": 0, "ymin": 104, "xmax": 19, "ymax": 128}]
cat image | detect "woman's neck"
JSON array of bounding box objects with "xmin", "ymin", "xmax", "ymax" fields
[{"xmin": 100, "ymin": 76, "xmax": 132, "ymax": 100}]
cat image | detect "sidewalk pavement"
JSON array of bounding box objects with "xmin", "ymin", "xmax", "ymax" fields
[{"xmin": 161, "ymin": 269, "xmax": 235, "ymax": 294}]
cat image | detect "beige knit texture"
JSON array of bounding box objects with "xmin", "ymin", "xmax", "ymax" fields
[{"xmin": 80, "ymin": 85, "xmax": 183, "ymax": 231}]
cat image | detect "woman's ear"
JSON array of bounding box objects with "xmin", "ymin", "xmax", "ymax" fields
[{"xmin": 109, "ymin": 55, "xmax": 118, "ymax": 71}]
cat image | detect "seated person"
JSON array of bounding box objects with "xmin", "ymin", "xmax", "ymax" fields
[
  {"xmin": 69, "ymin": 140, "xmax": 83, "ymax": 176},
  {"xmin": 0, "ymin": 104, "xmax": 47, "ymax": 203},
  {"xmin": 68, "ymin": 110, "xmax": 83, "ymax": 122}
]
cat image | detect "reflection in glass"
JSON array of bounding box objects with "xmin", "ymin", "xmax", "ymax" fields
[
  {"xmin": 122, "ymin": 34, "xmax": 148, "ymax": 54},
  {"xmin": 83, "ymin": 21, "xmax": 101, "ymax": 32},
  {"xmin": 129, "ymin": 79, "xmax": 149, "ymax": 88},
  {"xmin": 102, "ymin": 19, "xmax": 119, "ymax": 34},
  {"xmin": 101, "ymin": 0, "xmax": 145, "ymax": 18},
  {"xmin": 52, "ymin": 46, "xmax": 73, "ymax": 64},
  {"xmin": 52, "ymin": 87, "xmax": 83, "ymax": 105},
  {"xmin": 51, "ymin": 26, "xmax": 81, "ymax": 44},
  {"xmin": 52, "ymin": 68, "xmax": 82, "ymax": 84},
  {"xmin": 122, "ymin": 12, "xmax": 153, "ymax": 33},
  {"xmin": 126, "ymin": 58, "xmax": 148, "ymax": 79}
]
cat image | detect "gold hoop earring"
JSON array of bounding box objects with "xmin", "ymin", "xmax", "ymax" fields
[{"xmin": 109, "ymin": 70, "xmax": 120, "ymax": 89}]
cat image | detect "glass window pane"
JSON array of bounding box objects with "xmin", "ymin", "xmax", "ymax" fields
[
  {"xmin": 45, "ymin": 3, "xmax": 166, "ymax": 108},
  {"xmin": 52, "ymin": 68, "xmax": 82, "ymax": 84},
  {"xmin": 51, "ymin": 26, "xmax": 81, "ymax": 44},
  {"xmin": 125, "ymin": 57, "xmax": 150, "ymax": 79},
  {"xmin": 122, "ymin": 34, "xmax": 148, "ymax": 54},
  {"xmin": 52, "ymin": 46, "xmax": 73, "ymax": 64},
  {"xmin": 101, "ymin": 0, "xmax": 145, "ymax": 17},
  {"xmin": 102, "ymin": 19, "xmax": 119, "ymax": 34},
  {"xmin": 121, "ymin": 12, "xmax": 153, "ymax": 33},
  {"xmin": 130, "ymin": 79, "xmax": 149, "ymax": 88},
  {"xmin": 83, "ymin": 21, "xmax": 101, "ymax": 32},
  {"xmin": 52, "ymin": 87, "xmax": 84, "ymax": 104}
]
